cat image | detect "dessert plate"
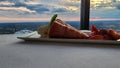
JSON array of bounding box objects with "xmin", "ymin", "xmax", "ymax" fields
[{"xmin": 17, "ymin": 31, "xmax": 120, "ymax": 45}]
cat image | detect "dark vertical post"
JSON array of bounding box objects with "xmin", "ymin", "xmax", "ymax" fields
[{"xmin": 80, "ymin": 0, "xmax": 90, "ymax": 30}]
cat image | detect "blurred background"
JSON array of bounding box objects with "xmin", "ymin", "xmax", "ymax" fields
[{"xmin": 0, "ymin": 0, "xmax": 120, "ymax": 34}]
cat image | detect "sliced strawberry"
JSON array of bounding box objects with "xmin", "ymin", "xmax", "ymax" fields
[
  {"xmin": 99, "ymin": 29, "xmax": 108, "ymax": 35},
  {"xmin": 107, "ymin": 29, "xmax": 117, "ymax": 40},
  {"xmin": 116, "ymin": 33, "xmax": 120, "ymax": 40},
  {"xmin": 91, "ymin": 25, "xmax": 99, "ymax": 35},
  {"xmin": 103, "ymin": 35, "xmax": 112, "ymax": 40},
  {"xmin": 89, "ymin": 35, "xmax": 104, "ymax": 40}
]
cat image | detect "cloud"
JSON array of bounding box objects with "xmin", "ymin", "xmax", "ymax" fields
[
  {"xmin": 26, "ymin": 4, "xmax": 50, "ymax": 13},
  {"xmin": 90, "ymin": 8, "xmax": 120, "ymax": 18},
  {"xmin": 61, "ymin": 0, "xmax": 80, "ymax": 6},
  {"xmin": 0, "ymin": 1, "xmax": 15, "ymax": 6},
  {"xmin": 0, "ymin": 0, "xmax": 75, "ymax": 14},
  {"xmin": 52, "ymin": 8, "xmax": 68, "ymax": 12},
  {"xmin": 25, "ymin": 1, "xmax": 41, "ymax": 5},
  {"xmin": 0, "ymin": 1, "xmax": 50, "ymax": 14},
  {"xmin": 90, "ymin": 1, "xmax": 120, "ymax": 10},
  {"xmin": 1, "ymin": 0, "xmax": 120, "ymax": 21},
  {"xmin": 113, "ymin": 3, "xmax": 120, "ymax": 10},
  {"xmin": 0, "ymin": 7, "xmax": 36, "ymax": 13},
  {"xmin": 0, "ymin": 0, "xmax": 81, "ymax": 19}
]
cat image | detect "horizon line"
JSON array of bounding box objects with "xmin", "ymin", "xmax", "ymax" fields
[{"xmin": 0, "ymin": 17, "xmax": 120, "ymax": 22}]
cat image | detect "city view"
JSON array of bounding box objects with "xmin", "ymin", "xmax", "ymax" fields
[{"xmin": 0, "ymin": 0, "xmax": 120, "ymax": 34}]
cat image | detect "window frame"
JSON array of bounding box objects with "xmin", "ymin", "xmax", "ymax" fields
[{"xmin": 80, "ymin": 0, "xmax": 90, "ymax": 30}]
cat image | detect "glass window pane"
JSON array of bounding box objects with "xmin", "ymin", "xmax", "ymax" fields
[
  {"xmin": 0, "ymin": 0, "xmax": 80, "ymax": 34},
  {"xmin": 90, "ymin": 0, "xmax": 120, "ymax": 32}
]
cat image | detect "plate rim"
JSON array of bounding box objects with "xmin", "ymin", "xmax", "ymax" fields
[
  {"xmin": 17, "ymin": 36, "xmax": 120, "ymax": 45},
  {"xmin": 17, "ymin": 31, "xmax": 120, "ymax": 45}
]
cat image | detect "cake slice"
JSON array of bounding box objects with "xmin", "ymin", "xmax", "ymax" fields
[{"xmin": 49, "ymin": 19, "xmax": 89, "ymax": 39}]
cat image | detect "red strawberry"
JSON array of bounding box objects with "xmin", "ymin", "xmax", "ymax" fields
[
  {"xmin": 91, "ymin": 25, "xmax": 99, "ymax": 35},
  {"xmin": 103, "ymin": 35, "xmax": 112, "ymax": 40},
  {"xmin": 89, "ymin": 35, "xmax": 104, "ymax": 40}
]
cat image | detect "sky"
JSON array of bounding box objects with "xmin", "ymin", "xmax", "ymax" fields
[{"xmin": 0, "ymin": 0, "xmax": 120, "ymax": 22}]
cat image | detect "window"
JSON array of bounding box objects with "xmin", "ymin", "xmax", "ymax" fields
[
  {"xmin": 1, "ymin": 0, "xmax": 120, "ymax": 34},
  {"xmin": 0, "ymin": 0, "xmax": 81, "ymax": 34},
  {"xmin": 90, "ymin": 0, "xmax": 120, "ymax": 32}
]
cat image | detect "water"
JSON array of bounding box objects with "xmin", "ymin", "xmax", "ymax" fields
[{"xmin": 0, "ymin": 20, "xmax": 120, "ymax": 34}]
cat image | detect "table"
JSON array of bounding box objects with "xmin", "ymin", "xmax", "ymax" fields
[{"xmin": 0, "ymin": 34, "xmax": 120, "ymax": 68}]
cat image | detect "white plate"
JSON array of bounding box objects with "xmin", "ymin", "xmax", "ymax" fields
[{"xmin": 17, "ymin": 31, "xmax": 120, "ymax": 45}]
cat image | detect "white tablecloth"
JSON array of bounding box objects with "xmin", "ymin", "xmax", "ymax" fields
[{"xmin": 0, "ymin": 34, "xmax": 120, "ymax": 68}]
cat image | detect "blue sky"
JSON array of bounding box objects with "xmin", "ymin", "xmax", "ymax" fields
[
  {"xmin": 0, "ymin": 0, "xmax": 80, "ymax": 21},
  {"xmin": 0, "ymin": 0, "xmax": 120, "ymax": 22}
]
